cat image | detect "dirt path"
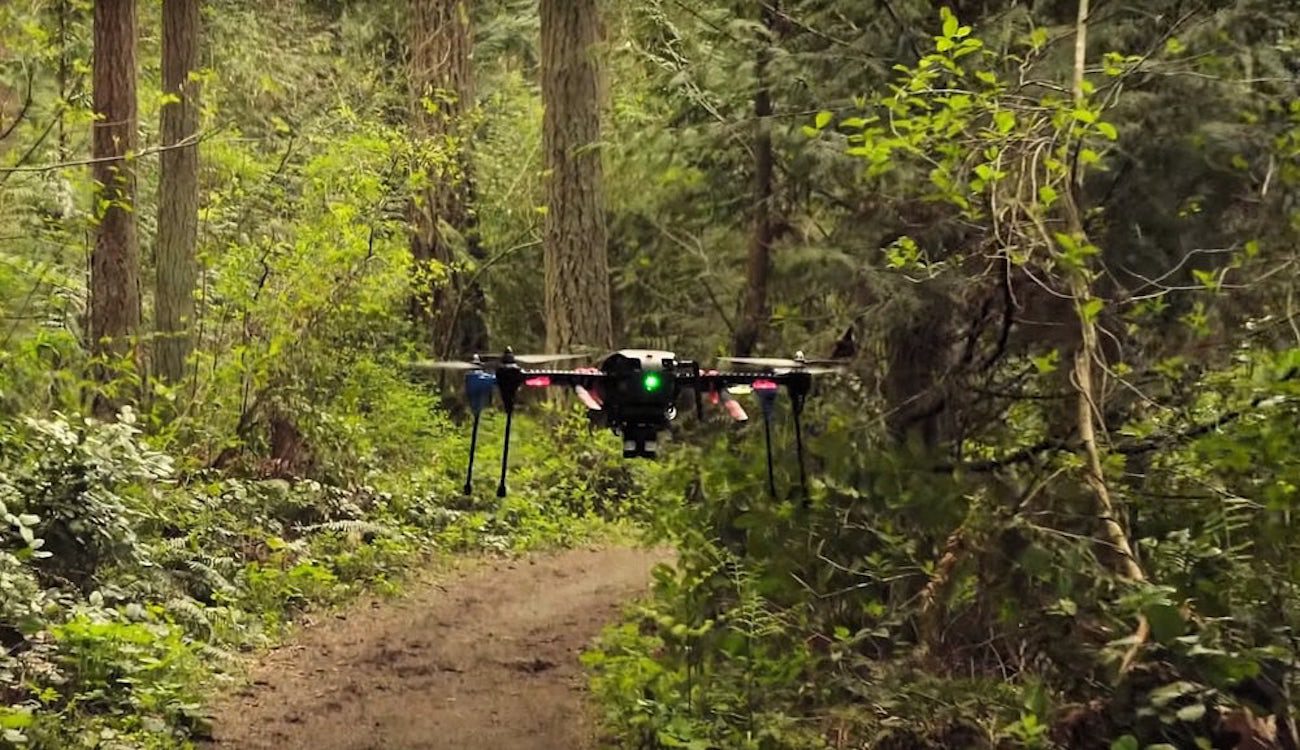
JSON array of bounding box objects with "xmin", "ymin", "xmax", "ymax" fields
[{"xmin": 206, "ymin": 546, "xmax": 667, "ymax": 750}]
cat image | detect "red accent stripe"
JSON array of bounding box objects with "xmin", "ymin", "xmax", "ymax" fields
[
  {"xmin": 524, "ymin": 376, "xmax": 552, "ymax": 388},
  {"xmin": 753, "ymin": 379, "xmax": 779, "ymax": 391}
]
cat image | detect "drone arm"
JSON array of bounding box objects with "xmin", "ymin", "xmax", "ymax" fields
[
  {"xmin": 514, "ymin": 369, "xmax": 608, "ymax": 410},
  {"xmin": 691, "ymin": 371, "xmax": 805, "ymax": 389},
  {"xmin": 515, "ymin": 369, "xmax": 607, "ymax": 389}
]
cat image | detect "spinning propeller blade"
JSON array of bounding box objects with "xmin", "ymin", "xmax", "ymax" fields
[
  {"xmin": 412, "ymin": 350, "xmax": 587, "ymax": 372},
  {"xmin": 719, "ymin": 357, "xmax": 845, "ymax": 370},
  {"xmin": 719, "ymin": 351, "xmax": 846, "ymax": 371},
  {"xmin": 410, "ymin": 359, "xmax": 484, "ymax": 371},
  {"xmin": 477, "ymin": 352, "xmax": 588, "ymax": 365},
  {"xmin": 784, "ymin": 365, "xmax": 842, "ymax": 375}
]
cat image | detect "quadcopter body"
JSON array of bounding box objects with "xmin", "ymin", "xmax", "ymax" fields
[
  {"xmin": 589, "ymin": 349, "xmax": 688, "ymax": 458},
  {"xmin": 414, "ymin": 347, "xmax": 842, "ymax": 498}
]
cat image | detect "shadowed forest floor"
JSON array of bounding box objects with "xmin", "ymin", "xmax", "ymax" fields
[{"xmin": 205, "ymin": 546, "xmax": 667, "ymax": 750}]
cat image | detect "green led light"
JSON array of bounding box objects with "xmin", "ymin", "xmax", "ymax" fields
[{"xmin": 642, "ymin": 372, "xmax": 663, "ymax": 392}]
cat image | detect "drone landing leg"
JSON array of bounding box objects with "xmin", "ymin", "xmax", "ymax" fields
[
  {"xmin": 762, "ymin": 412, "xmax": 777, "ymax": 499},
  {"xmin": 496, "ymin": 407, "xmax": 514, "ymax": 498},
  {"xmin": 463, "ymin": 369, "xmax": 496, "ymax": 496},
  {"xmin": 792, "ymin": 406, "xmax": 809, "ymax": 504},
  {"xmin": 754, "ymin": 384, "xmax": 780, "ymax": 499},
  {"xmin": 463, "ymin": 410, "xmax": 482, "ymax": 495},
  {"xmin": 789, "ymin": 376, "xmax": 811, "ymax": 506}
]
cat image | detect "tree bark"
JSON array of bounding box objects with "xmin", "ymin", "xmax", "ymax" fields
[
  {"xmin": 156, "ymin": 0, "xmax": 201, "ymax": 384},
  {"xmin": 540, "ymin": 0, "xmax": 613, "ymax": 354},
  {"xmin": 90, "ymin": 0, "xmax": 141, "ymax": 367},
  {"xmin": 731, "ymin": 1, "xmax": 778, "ymax": 357},
  {"xmin": 409, "ymin": 0, "xmax": 488, "ymax": 357}
]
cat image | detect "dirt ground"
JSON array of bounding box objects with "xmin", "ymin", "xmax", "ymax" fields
[{"xmin": 205, "ymin": 545, "xmax": 667, "ymax": 750}]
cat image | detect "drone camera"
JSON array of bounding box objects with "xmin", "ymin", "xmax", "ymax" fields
[
  {"xmin": 620, "ymin": 424, "xmax": 659, "ymax": 458},
  {"xmin": 596, "ymin": 350, "xmax": 680, "ymax": 459}
]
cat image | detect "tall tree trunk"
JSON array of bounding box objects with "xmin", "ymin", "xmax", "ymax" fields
[
  {"xmin": 409, "ymin": 0, "xmax": 488, "ymax": 357},
  {"xmin": 156, "ymin": 0, "xmax": 201, "ymax": 384},
  {"xmin": 90, "ymin": 0, "xmax": 141, "ymax": 370},
  {"xmin": 540, "ymin": 0, "xmax": 613, "ymax": 354},
  {"xmin": 731, "ymin": 1, "xmax": 778, "ymax": 357},
  {"xmin": 58, "ymin": 0, "xmax": 69, "ymax": 160}
]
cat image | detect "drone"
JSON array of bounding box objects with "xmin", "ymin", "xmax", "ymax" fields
[{"xmin": 412, "ymin": 348, "xmax": 844, "ymax": 499}]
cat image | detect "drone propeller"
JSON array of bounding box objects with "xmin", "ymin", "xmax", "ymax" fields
[
  {"xmin": 410, "ymin": 359, "xmax": 486, "ymax": 371},
  {"xmin": 411, "ymin": 351, "xmax": 587, "ymax": 372},
  {"xmin": 723, "ymin": 364, "xmax": 842, "ymax": 377},
  {"xmin": 719, "ymin": 350, "xmax": 846, "ymax": 373},
  {"xmin": 477, "ymin": 352, "xmax": 588, "ymax": 365}
]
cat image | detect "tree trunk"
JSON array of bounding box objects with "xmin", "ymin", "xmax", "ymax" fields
[
  {"xmin": 90, "ymin": 0, "xmax": 141, "ymax": 367},
  {"xmin": 156, "ymin": 0, "xmax": 201, "ymax": 384},
  {"xmin": 540, "ymin": 0, "xmax": 613, "ymax": 354},
  {"xmin": 731, "ymin": 1, "xmax": 778, "ymax": 357},
  {"xmin": 408, "ymin": 0, "xmax": 488, "ymax": 357}
]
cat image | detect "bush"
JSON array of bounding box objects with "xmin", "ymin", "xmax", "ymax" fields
[{"xmin": 1, "ymin": 410, "xmax": 168, "ymax": 589}]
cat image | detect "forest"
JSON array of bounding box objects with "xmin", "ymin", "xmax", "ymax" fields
[{"xmin": 1, "ymin": 0, "xmax": 1299, "ymax": 748}]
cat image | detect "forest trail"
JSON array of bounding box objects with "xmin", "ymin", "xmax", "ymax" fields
[{"xmin": 205, "ymin": 545, "xmax": 667, "ymax": 750}]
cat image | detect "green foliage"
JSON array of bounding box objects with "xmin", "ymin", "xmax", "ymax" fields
[
  {"xmin": 585, "ymin": 4, "xmax": 1300, "ymax": 749},
  {"xmin": 0, "ymin": 401, "xmax": 640, "ymax": 747},
  {"xmin": 4, "ymin": 0, "xmax": 1300, "ymax": 748}
]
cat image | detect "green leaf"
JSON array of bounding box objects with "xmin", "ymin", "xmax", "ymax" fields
[
  {"xmin": 1073, "ymin": 108, "xmax": 1098, "ymax": 124},
  {"xmin": 1031, "ymin": 350, "xmax": 1060, "ymax": 375},
  {"xmin": 942, "ymin": 7, "xmax": 959, "ymax": 37},
  {"xmin": 1144, "ymin": 603, "xmax": 1187, "ymax": 643},
  {"xmin": 1080, "ymin": 298, "xmax": 1104, "ymax": 323},
  {"xmin": 815, "ymin": 110, "xmax": 833, "ymax": 129},
  {"xmin": 1176, "ymin": 703, "xmax": 1207, "ymax": 723},
  {"xmin": 994, "ymin": 110, "xmax": 1016, "ymax": 133},
  {"xmin": 1096, "ymin": 121, "xmax": 1119, "ymax": 140},
  {"xmin": 1149, "ymin": 681, "xmax": 1199, "ymax": 708},
  {"xmin": 0, "ymin": 710, "xmax": 33, "ymax": 730},
  {"xmin": 1038, "ymin": 185, "xmax": 1059, "ymax": 206},
  {"xmin": 1192, "ymin": 268, "xmax": 1218, "ymax": 290},
  {"xmin": 1110, "ymin": 736, "xmax": 1139, "ymax": 750}
]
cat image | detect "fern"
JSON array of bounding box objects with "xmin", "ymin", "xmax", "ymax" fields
[{"xmin": 296, "ymin": 519, "xmax": 393, "ymax": 537}]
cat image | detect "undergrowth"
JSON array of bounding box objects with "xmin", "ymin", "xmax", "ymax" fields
[{"xmin": 0, "ymin": 399, "xmax": 651, "ymax": 749}]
